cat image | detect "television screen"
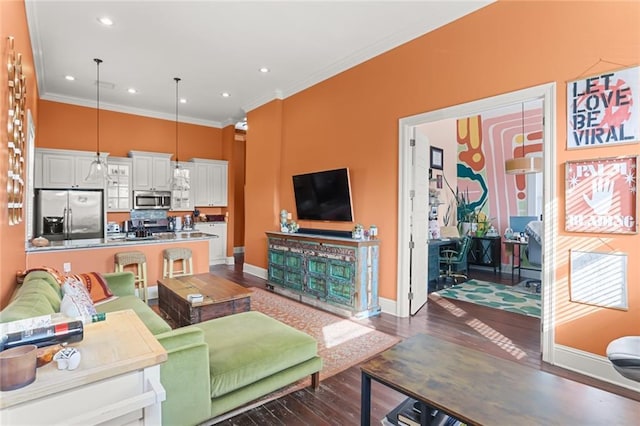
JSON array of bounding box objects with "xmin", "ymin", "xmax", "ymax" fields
[{"xmin": 292, "ymin": 168, "xmax": 354, "ymax": 222}]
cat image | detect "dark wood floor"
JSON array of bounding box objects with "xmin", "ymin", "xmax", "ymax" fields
[{"xmin": 209, "ymin": 257, "xmax": 639, "ymax": 425}]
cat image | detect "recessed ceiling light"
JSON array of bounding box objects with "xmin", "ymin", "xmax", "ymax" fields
[
  {"xmin": 180, "ymin": 98, "xmax": 187, "ymax": 104},
  {"xmin": 259, "ymin": 67, "xmax": 270, "ymax": 73},
  {"xmin": 221, "ymin": 92, "xmax": 231, "ymax": 98},
  {"xmin": 127, "ymin": 88, "xmax": 137, "ymax": 94},
  {"xmin": 98, "ymin": 17, "xmax": 113, "ymax": 26},
  {"xmin": 65, "ymin": 75, "xmax": 75, "ymax": 81}
]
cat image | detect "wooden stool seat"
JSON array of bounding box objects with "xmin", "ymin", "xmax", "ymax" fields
[
  {"xmin": 114, "ymin": 250, "xmax": 148, "ymax": 303},
  {"xmin": 163, "ymin": 247, "xmax": 194, "ymax": 278}
]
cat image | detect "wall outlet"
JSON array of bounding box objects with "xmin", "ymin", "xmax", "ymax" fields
[{"xmin": 63, "ymin": 262, "xmax": 71, "ymax": 272}]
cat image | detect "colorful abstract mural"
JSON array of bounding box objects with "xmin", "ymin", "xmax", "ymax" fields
[{"xmin": 456, "ymin": 104, "xmax": 544, "ymax": 262}]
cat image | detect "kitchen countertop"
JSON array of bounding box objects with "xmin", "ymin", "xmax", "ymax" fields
[{"xmin": 26, "ymin": 229, "xmax": 219, "ymax": 252}]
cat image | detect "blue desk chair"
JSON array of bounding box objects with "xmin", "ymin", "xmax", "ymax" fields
[{"xmin": 439, "ymin": 235, "xmax": 472, "ymax": 285}]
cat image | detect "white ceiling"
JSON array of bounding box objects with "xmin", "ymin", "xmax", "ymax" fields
[{"xmin": 25, "ymin": 1, "xmax": 493, "ymax": 128}]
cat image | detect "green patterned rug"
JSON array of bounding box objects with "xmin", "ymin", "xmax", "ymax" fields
[{"xmin": 432, "ymin": 279, "xmax": 541, "ymax": 318}]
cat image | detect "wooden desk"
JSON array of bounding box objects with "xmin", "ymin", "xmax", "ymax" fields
[
  {"xmin": 361, "ymin": 333, "xmax": 640, "ymax": 425},
  {"xmin": 427, "ymin": 239, "xmax": 457, "ymax": 292},
  {"xmin": 0, "ymin": 310, "xmax": 167, "ymax": 425},
  {"xmin": 468, "ymin": 235, "xmax": 501, "ymax": 274},
  {"xmin": 504, "ymin": 238, "xmax": 540, "ymax": 280}
]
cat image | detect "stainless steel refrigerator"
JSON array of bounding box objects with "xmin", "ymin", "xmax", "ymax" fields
[{"xmin": 35, "ymin": 189, "xmax": 104, "ymax": 241}]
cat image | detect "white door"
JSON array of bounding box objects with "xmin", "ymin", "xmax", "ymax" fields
[{"xmin": 409, "ymin": 129, "xmax": 429, "ymax": 315}]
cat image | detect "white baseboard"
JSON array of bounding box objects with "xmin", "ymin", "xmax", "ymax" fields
[
  {"xmin": 225, "ymin": 256, "xmax": 235, "ymax": 265},
  {"xmin": 243, "ymin": 263, "xmax": 268, "ymax": 280},
  {"xmin": 552, "ymin": 344, "xmax": 640, "ymax": 392},
  {"xmin": 379, "ymin": 297, "xmax": 396, "ymax": 315},
  {"xmin": 142, "ymin": 286, "xmax": 159, "ymax": 301}
]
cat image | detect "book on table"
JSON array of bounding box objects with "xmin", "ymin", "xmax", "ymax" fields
[{"xmin": 385, "ymin": 397, "xmax": 466, "ymax": 426}]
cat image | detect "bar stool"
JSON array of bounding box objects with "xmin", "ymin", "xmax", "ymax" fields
[
  {"xmin": 114, "ymin": 250, "xmax": 148, "ymax": 303},
  {"xmin": 163, "ymin": 247, "xmax": 194, "ymax": 278}
]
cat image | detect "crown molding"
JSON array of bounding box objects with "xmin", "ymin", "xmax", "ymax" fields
[{"xmin": 41, "ymin": 93, "xmax": 223, "ymax": 128}]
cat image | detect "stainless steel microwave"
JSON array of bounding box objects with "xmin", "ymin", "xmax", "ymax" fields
[{"xmin": 133, "ymin": 190, "xmax": 172, "ymax": 210}]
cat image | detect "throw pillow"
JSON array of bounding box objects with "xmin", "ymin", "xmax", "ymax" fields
[
  {"xmin": 60, "ymin": 277, "xmax": 97, "ymax": 320},
  {"xmin": 16, "ymin": 266, "xmax": 66, "ymax": 285},
  {"xmin": 67, "ymin": 272, "xmax": 113, "ymax": 304}
]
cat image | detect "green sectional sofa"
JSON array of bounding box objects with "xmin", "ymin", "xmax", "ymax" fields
[{"xmin": 0, "ymin": 270, "xmax": 322, "ymax": 425}]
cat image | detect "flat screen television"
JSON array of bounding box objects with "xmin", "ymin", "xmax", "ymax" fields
[{"xmin": 292, "ymin": 168, "xmax": 354, "ymax": 222}]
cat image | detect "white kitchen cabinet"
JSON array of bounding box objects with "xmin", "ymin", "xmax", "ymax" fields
[
  {"xmin": 198, "ymin": 222, "xmax": 228, "ymax": 265},
  {"xmin": 107, "ymin": 157, "xmax": 132, "ymax": 211},
  {"xmin": 36, "ymin": 148, "xmax": 107, "ymax": 189},
  {"xmin": 190, "ymin": 158, "xmax": 228, "ymax": 207},
  {"xmin": 170, "ymin": 162, "xmax": 194, "ymax": 211},
  {"xmin": 129, "ymin": 151, "xmax": 172, "ymax": 191}
]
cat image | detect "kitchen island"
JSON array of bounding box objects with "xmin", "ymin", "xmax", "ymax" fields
[{"xmin": 25, "ymin": 231, "xmax": 219, "ymax": 300}]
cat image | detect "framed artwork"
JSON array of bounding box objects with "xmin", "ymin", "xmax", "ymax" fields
[
  {"xmin": 567, "ymin": 65, "xmax": 639, "ymax": 149},
  {"xmin": 570, "ymin": 250, "xmax": 627, "ymax": 310},
  {"xmin": 565, "ymin": 156, "xmax": 638, "ymax": 234},
  {"xmin": 430, "ymin": 146, "xmax": 443, "ymax": 170}
]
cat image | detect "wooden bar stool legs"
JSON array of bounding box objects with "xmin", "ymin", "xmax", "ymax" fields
[
  {"xmin": 114, "ymin": 251, "xmax": 148, "ymax": 303},
  {"xmin": 163, "ymin": 247, "xmax": 194, "ymax": 278}
]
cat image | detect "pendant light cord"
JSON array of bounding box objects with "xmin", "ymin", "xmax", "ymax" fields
[
  {"xmin": 94, "ymin": 58, "xmax": 103, "ymax": 157},
  {"xmin": 521, "ymin": 101, "xmax": 525, "ymax": 159},
  {"xmin": 174, "ymin": 77, "xmax": 181, "ymax": 165}
]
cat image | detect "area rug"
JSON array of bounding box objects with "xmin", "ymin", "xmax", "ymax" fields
[
  {"xmin": 430, "ymin": 279, "xmax": 541, "ymax": 318},
  {"xmin": 207, "ymin": 287, "xmax": 400, "ymax": 423}
]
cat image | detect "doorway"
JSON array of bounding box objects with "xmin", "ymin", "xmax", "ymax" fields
[{"xmin": 396, "ymin": 83, "xmax": 557, "ymax": 363}]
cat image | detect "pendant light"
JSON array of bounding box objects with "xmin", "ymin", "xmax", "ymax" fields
[
  {"xmin": 505, "ymin": 101, "xmax": 542, "ymax": 174},
  {"xmin": 86, "ymin": 58, "xmax": 109, "ymax": 181},
  {"xmin": 170, "ymin": 77, "xmax": 187, "ymax": 191}
]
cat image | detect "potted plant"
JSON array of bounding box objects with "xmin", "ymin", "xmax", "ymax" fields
[{"xmin": 443, "ymin": 176, "xmax": 487, "ymax": 236}]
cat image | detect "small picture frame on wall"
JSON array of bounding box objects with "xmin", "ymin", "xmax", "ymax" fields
[
  {"xmin": 430, "ymin": 146, "xmax": 443, "ymax": 170},
  {"xmin": 436, "ymin": 174, "xmax": 443, "ymax": 189}
]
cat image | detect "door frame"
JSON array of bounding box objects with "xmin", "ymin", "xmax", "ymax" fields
[{"xmin": 397, "ymin": 83, "xmax": 557, "ymax": 363}]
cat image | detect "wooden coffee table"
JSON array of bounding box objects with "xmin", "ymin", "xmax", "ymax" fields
[
  {"xmin": 361, "ymin": 333, "xmax": 640, "ymax": 425},
  {"xmin": 157, "ymin": 273, "xmax": 252, "ymax": 327}
]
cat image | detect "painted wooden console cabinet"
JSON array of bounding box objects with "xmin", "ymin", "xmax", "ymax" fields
[{"xmin": 266, "ymin": 232, "xmax": 380, "ymax": 318}]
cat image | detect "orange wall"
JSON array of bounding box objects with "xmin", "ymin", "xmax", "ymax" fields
[
  {"xmin": 233, "ymin": 135, "xmax": 246, "ymax": 249},
  {"xmin": 25, "ymin": 240, "xmax": 210, "ymax": 291},
  {"xmin": 244, "ymin": 1, "xmax": 640, "ymax": 356},
  {"xmin": 1, "ymin": 0, "xmax": 39, "ymax": 308},
  {"xmin": 245, "ymin": 100, "xmax": 284, "ymax": 267},
  {"xmin": 38, "ymin": 100, "xmax": 223, "ymax": 159}
]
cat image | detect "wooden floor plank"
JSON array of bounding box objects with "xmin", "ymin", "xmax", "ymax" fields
[{"xmin": 202, "ymin": 256, "xmax": 639, "ymax": 424}]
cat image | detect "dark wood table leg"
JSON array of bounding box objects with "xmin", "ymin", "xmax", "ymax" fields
[{"xmin": 361, "ymin": 370, "xmax": 372, "ymax": 425}]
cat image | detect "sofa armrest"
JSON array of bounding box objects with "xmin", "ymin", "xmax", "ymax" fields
[
  {"xmin": 102, "ymin": 272, "xmax": 136, "ymax": 297},
  {"xmin": 156, "ymin": 328, "xmax": 212, "ymax": 426}
]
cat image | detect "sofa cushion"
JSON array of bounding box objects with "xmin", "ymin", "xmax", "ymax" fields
[
  {"xmin": 60, "ymin": 277, "xmax": 98, "ymax": 320},
  {"xmin": 0, "ymin": 277, "xmax": 63, "ymax": 323},
  {"xmin": 0, "ymin": 291, "xmax": 57, "ymax": 322},
  {"xmin": 67, "ymin": 272, "xmax": 113, "ymax": 303},
  {"xmin": 195, "ymin": 311, "xmax": 318, "ymax": 398},
  {"xmin": 96, "ymin": 296, "xmax": 171, "ymax": 335}
]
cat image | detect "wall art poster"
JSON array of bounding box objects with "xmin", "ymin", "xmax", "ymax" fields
[
  {"xmin": 565, "ymin": 156, "xmax": 637, "ymax": 234},
  {"xmin": 567, "ymin": 66, "xmax": 639, "ymax": 148}
]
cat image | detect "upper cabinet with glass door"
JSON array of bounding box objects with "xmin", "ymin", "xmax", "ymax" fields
[
  {"xmin": 107, "ymin": 157, "xmax": 132, "ymax": 212},
  {"xmin": 170, "ymin": 161, "xmax": 194, "ymax": 211}
]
